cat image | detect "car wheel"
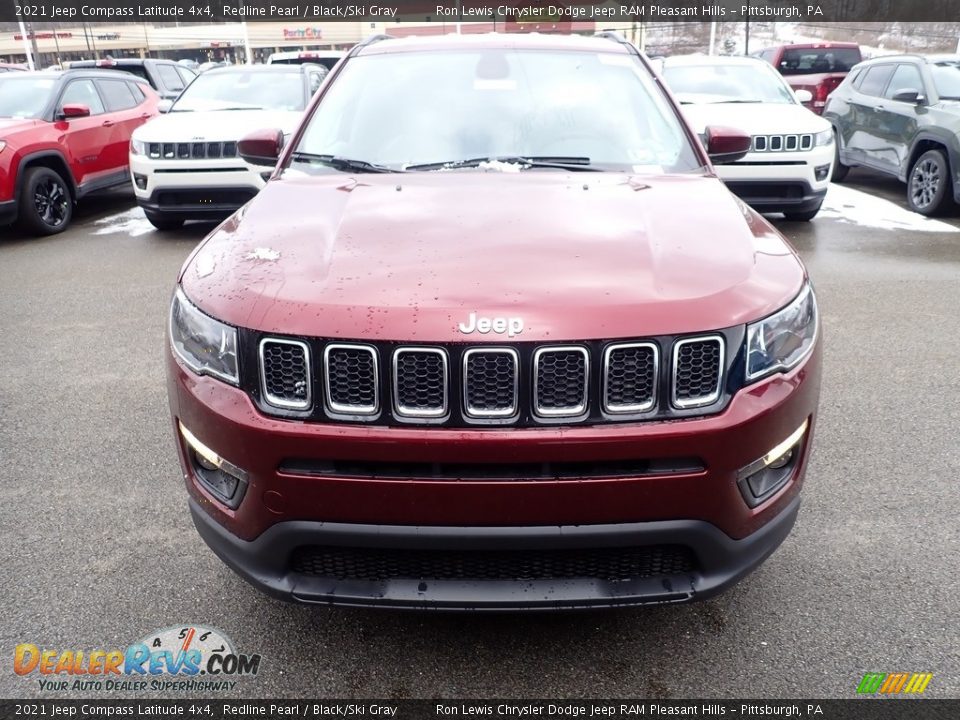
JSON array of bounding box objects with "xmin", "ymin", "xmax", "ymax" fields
[
  {"xmin": 784, "ymin": 203, "xmax": 822, "ymax": 222},
  {"xmin": 145, "ymin": 212, "xmax": 185, "ymax": 231},
  {"xmin": 18, "ymin": 166, "xmax": 73, "ymax": 235},
  {"xmin": 831, "ymin": 132, "xmax": 850, "ymax": 183},
  {"xmin": 908, "ymin": 149, "xmax": 952, "ymax": 216}
]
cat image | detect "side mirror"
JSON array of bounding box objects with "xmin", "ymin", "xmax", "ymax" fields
[
  {"xmin": 794, "ymin": 89, "xmax": 813, "ymax": 104},
  {"xmin": 157, "ymin": 99, "xmax": 174, "ymax": 113},
  {"xmin": 891, "ymin": 88, "xmax": 924, "ymax": 104},
  {"xmin": 238, "ymin": 128, "xmax": 285, "ymax": 166},
  {"xmin": 59, "ymin": 103, "xmax": 90, "ymax": 119},
  {"xmin": 705, "ymin": 126, "xmax": 752, "ymax": 165}
]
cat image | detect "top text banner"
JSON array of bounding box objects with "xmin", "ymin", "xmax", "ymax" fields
[{"xmin": 3, "ymin": 0, "xmax": 960, "ymax": 23}]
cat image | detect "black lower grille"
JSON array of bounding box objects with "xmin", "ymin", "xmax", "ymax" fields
[
  {"xmin": 154, "ymin": 188, "xmax": 256, "ymax": 207},
  {"xmin": 290, "ymin": 544, "xmax": 697, "ymax": 582}
]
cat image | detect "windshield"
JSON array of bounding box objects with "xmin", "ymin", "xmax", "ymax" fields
[
  {"xmin": 294, "ymin": 49, "xmax": 700, "ymax": 172},
  {"xmin": 777, "ymin": 48, "xmax": 861, "ymax": 75},
  {"xmin": 932, "ymin": 61, "xmax": 960, "ymax": 99},
  {"xmin": 0, "ymin": 76, "xmax": 56, "ymax": 118},
  {"xmin": 172, "ymin": 70, "xmax": 304, "ymax": 112},
  {"xmin": 664, "ymin": 63, "xmax": 796, "ymax": 104}
]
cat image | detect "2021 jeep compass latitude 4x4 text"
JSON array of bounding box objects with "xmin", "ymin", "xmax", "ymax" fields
[{"xmin": 167, "ymin": 33, "xmax": 821, "ymax": 610}]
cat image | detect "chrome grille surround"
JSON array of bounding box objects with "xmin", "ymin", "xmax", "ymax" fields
[
  {"xmin": 752, "ymin": 134, "xmax": 814, "ymax": 153},
  {"xmin": 671, "ymin": 335, "xmax": 725, "ymax": 410},
  {"xmin": 462, "ymin": 347, "xmax": 520, "ymax": 420},
  {"xmin": 602, "ymin": 342, "xmax": 659, "ymax": 414},
  {"xmin": 532, "ymin": 346, "xmax": 590, "ymax": 418},
  {"xmin": 259, "ymin": 338, "xmax": 312, "ymax": 411},
  {"xmin": 393, "ymin": 347, "xmax": 449, "ymax": 420},
  {"xmin": 323, "ymin": 343, "xmax": 379, "ymax": 417}
]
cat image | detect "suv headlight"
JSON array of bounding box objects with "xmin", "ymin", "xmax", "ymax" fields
[
  {"xmin": 814, "ymin": 128, "xmax": 833, "ymax": 146},
  {"xmin": 130, "ymin": 138, "xmax": 146, "ymax": 155},
  {"xmin": 746, "ymin": 283, "xmax": 818, "ymax": 383},
  {"xmin": 170, "ymin": 287, "xmax": 239, "ymax": 384}
]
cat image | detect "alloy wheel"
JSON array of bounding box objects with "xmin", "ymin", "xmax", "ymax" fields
[
  {"xmin": 910, "ymin": 158, "xmax": 941, "ymax": 210},
  {"xmin": 33, "ymin": 177, "xmax": 69, "ymax": 227}
]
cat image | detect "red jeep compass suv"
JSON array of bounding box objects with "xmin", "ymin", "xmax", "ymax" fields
[
  {"xmin": 0, "ymin": 70, "xmax": 158, "ymax": 235},
  {"xmin": 167, "ymin": 33, "xmax": 821, "ymax": 610}
]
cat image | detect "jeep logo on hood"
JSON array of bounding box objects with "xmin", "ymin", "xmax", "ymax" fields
[{"xmin": 458, "ymin": 313, "xmax": 524, "ymax": 338}]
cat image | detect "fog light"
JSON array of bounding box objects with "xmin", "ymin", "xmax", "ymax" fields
[
  {"xmin": 814, "ymin": 164, "xmax": 830, "ymax": 181},
  {"xmin": 179, "ymin": 422, "xmax": 248, "ymax": 508},
  {"xmin": 737, "ymin": 420, "xmax": 808, "ymax": 507},
  {"xmin": 134, "ymin": 173, "xmax": 148, "ymax": 190}
]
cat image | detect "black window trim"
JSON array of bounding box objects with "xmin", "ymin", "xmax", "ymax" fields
[{"xmin": 856, "ymin": 63, "xmax": 897, "ymax": 98}]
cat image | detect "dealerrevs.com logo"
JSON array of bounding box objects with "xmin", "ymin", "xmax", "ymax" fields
[{"xmin": 13, "ymin": 625, "xmax": 261, "ymax": 692}]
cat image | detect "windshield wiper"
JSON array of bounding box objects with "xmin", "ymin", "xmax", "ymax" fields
[
  {"xmin": 708, "ymin": 99, "xmax": 765, "ymax": 104},
  {"xmin": 404, "ymin": 155, "xmax": 601, "ymax": 172},
  {"xmin": 290, "ymin": 152, "xmax": 396, "ymax": 173}
]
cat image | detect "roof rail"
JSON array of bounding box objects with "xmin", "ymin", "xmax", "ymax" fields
[
  {"xmin": 352, "ymin": 34, "xmax": 395, "ymax": 53},
  {"xmin": 594, "ymin": 30, "xmax": 630, "ymax": 46}
]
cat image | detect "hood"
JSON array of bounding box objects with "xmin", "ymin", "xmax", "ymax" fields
[
  {"xmin": 133, "ymin": 109, "xmax": 302, "ymax": 142},
  {"xmin": 180, "ymin": 172, "xmax": 805, "ymax": 343},
  {"xmin": 680, "ymin": 102, "xmax": 829, "ymax": 136},
  {"xmin": 0, "ymin": 117, "xmax": 41, "ymax": 136}
]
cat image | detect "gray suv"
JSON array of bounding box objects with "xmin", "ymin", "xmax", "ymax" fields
[{"xmin": 824, "ymin": 54, "xmax": 960, "ymax": 215}]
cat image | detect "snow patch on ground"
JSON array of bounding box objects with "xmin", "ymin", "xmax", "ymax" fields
[
  {"xmin": 818, "ymin": 184, "xmax": 959, "ymax": 233},
  {"xmin": 92, "ymin": 208, "xmax": 156, "ymax": 237}
]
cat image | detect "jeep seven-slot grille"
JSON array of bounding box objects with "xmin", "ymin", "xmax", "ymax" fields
[
  {"xmin": 752, "ymin": 134, "xmax": 814, "ymax": 152},
  {"xmin": 290, "ymin": 544, "xmax": 697, "ymax": 582},
  {"xmin": 148, "ymin": 141, "xmax": 239, "ymax": 160},
  {"xmin": 254, "ymin": 335, "xmax": 729, "ymax": 425}
]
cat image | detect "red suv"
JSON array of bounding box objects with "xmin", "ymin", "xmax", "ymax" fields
[
  {"xmin": 167, "ymin": 33, "xmax": 822, "ymax": 610},
  {"xmin": 0, "ymin": 70, "xmax": 158, "ymax": 235}
]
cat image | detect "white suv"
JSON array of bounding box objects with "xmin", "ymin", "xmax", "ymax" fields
[
  {"xmin": 661, "ymin": 55, "xmax": 834, "ymax": 221},
  {"xmin": 129, "ymin": 65, "xmax": 327, "ymax": 229}
]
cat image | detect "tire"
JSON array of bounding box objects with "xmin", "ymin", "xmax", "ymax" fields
[
  {"xmin": 907, "ymin": 148, "xmax": 952, "ymax": 216},
  {"xmin": 17, "ymin": 166, "xmax": 73, "ymax": 236},
  {"xmin": 784, "ymin": 203, "xmax": 823, "ymax": 222},
  {"xmin": 831, "ymin": 132, "xmax": 850, "ymax": 183},
  {"xmin": 145, "ymin": 212, "xmax": 185, "ymax": 231}
]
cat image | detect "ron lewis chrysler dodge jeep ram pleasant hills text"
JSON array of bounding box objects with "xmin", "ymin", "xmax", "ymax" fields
[{"xmin": 166, "ymin": 32, "xmax": 821, "ymax": 610}]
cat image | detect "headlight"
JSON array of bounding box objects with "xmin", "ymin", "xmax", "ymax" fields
[
  {"xmin": 0, "ymin": 140, "xmax": 7, "ymax": 153},
  {"xmin": 746, "ymin": 283, "xmax": 818, "ymax": 382},
  {"xmin": 170, "ymin": 287, "xmax": 239, "ymax": 384},
  {"xmin": 130, "ymin": 138, "xmax": 146, "ymax": 155},
  {"xmin": 814, "ymin": 128, "xmax": 834, "ymax": 147}
]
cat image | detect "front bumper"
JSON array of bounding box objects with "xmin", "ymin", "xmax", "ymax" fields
[
  {"xmin": 190, "ymin": 494, "xmax": 801, "ymax": 610},
  {"xmin": 168, "ymin": 336, "xmax": 821, "ymax": 608},
  {"xmin": 0, "ymin": 199, "xmax": 17, "ymax": 226},
  {"xmin": 717, "ymin": 144, "xmax": 833, "ymax": 213},
  {"xmin": 129, "ymin": 153, "xmax": 265, "ymax": 220}
]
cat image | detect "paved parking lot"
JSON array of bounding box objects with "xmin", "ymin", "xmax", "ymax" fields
[{"xmin": 1, "ymin": 172, "xmax": 958, "ymax": 699}]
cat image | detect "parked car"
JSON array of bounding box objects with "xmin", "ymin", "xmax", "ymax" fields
[
  {"xmin": 267, "ymin": 50, "xmax": 345, "ymax": 72},
  {"xmin": 662, "ymin": 55, "xmax": 834, "ymax": 221},
  {"xmin": 167, "ymin": 32, "xmax": 821, "ymax": 610},
  {"xmin": 69, "ymin": 58, "xmax": 196, "ymax": 101},
  {"xmin": 0, "ymin": 63, "xmax": 27, "ymax": 73},
  {"xmin": 824, "ymin": 54, "xmax": 960, "ymax": 215},
  {"xmin": 756, "ymin": 42, "xmax": 862, "ymax": 114},
  {"xmin": 130, "ymin": 64, "xmax": 328, "ymax": 229},
  {"xmin": 0, "ymin": 69, "xmax": 159, "ymax": 235}
]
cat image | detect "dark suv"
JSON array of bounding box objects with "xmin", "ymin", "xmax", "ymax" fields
[
  {"xmin": 0, "ymin": 69, "xmax": 159, "ymax": 235},
  {"xmin": 69, "ymin": 58, "xmax": 196, "ymax": 101},
  {"xmin": 167, "ymin": 33, "xmax": 821, "ymax": 610},
  {"xmin": 824, "ymin": 54, "xmax": 960, "ymax": 215}
]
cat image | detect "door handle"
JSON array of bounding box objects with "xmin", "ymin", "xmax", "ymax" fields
[
  {"xmin": 874, "ymin": 105, "xmax": 885, "ymax": 112},
  {"xmin": 101, "ymin": 120, "xmax": 115, "ymax": 127}
]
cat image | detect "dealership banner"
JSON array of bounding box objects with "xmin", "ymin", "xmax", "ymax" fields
[
  {"xmin": 3, "ymin": 0, "xmax": 960, "ymax": 23},
  {"xmin": 1, "ymin": 701, "xmax": 958, "ymax": 718}
]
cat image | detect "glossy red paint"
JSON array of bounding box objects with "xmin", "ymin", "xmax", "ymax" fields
[{"xmin": 180, "ymin": 173, "xmax": 804, "ymax": 343}]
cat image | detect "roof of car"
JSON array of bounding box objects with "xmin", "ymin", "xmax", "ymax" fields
[
  {"xmin": 355, "ymin": 32, "xmax": 632, "ymax": 56},
  {"xmin": 204, "ymin": 64, "xmax": 314, "ymax": 74},
  {"xmin": 769, "ymin": 42, "xmax": 860, "ymax": 50},
  {"xmin": 5, "ymin": 68, "xmax": 151, "ymax": 82}
]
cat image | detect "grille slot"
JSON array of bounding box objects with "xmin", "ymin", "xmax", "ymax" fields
[
  {"xmin": 533, "ymin": 346, "xmax": 589, "ymax": 417},
  {"xmin": 672, "ymin": 336, "xmax": 724, "ymax": 409},
  {"xmin": 291, "ymin": 544, "xmax": 697, "ymax": 581},
  {"xmin": 463, "ymin": 348, "xmax": 518, "ymax": 419},
  {"xmin": 752, "ymin": 134, "xmax": 814, "ymax": 153},
  {"xmin": 393, "ymin": 348, "xmax": 448, "ymax": 419},
  {"xmin": 260, "ymin": 339, "xmax": 312, "ymax": 410},
  {"xmin": 603, "ymin": 343, "xmax": 658, "ymax": 414},
  {"xmin": 324, "ymin": 344, "xmax": 379, "ymax": 416}
]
